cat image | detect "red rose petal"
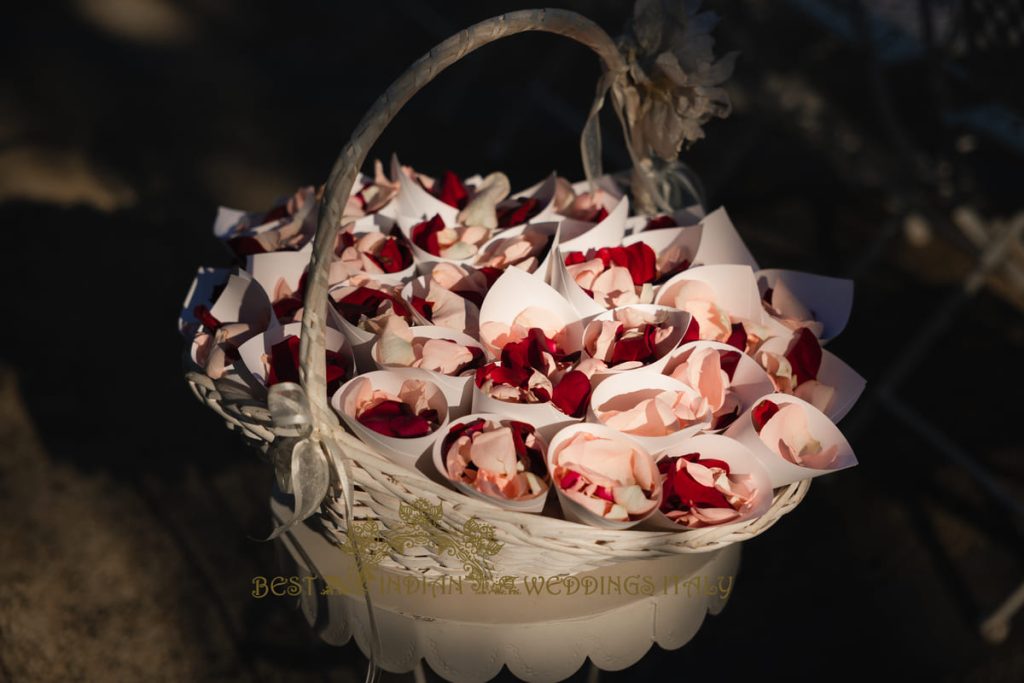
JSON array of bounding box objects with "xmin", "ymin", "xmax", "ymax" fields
[
  {"xmin": 784, "ymin": 327, "xmax": 822, "ymax": 385},
  {"xmin": 559, "ymin": 470, "xmax": 581, "ymax": 490},
  {"xmin": 725, "ymin": 322, "xmax": 747, "ymax": 351},
  {"xmin": 193, "ymin": 304, "xmax": 221, "ymax": 330},
  {"xmin": 550, "ymin": 370, "xmax": 592, "ymax": 418},
  {"xmin": 266, "ymin": 335, "xmax": 348, "ymax": 395},
  {"xmin": 436, "ymin": 171, "xmax": 469, "ymax": 209},
  {"xmin": 410, "ymin": 214, "xmax": 446, "ymax": 256},
  {"xmin": 671, "ymin": 462, "xmax": 732, "ymax": 509},
  {"xmin": 609, "ymin": 324, "xmax": 659, "ymax": 365},
  {"xmin": 682, "ymin": 317, "xmax": 701, "ymax": 343},
  {"xmin": 497, "ymin": 197, "xmax": 540, "ymax": 227},
  {"xmin": 410, "ymin": 296, "xmax": 434, "ymax": 321},
  {"xmin": 564, "ymin": 251, "xmax": 588, "ymax": 266},
  {"xmin": 644, "ymin": 215, "xmax": 677, "ymax": 231},
  {"xmin": 718, "ymin": 350, "xmax": 742, "ymax": 381},
  {"xmin": 752, "ymin": 399, "xmax": 781, "ymax": 433},
  {"xmin": 226, "ymin": 236, "xmax": 266, "ymax": 256}
]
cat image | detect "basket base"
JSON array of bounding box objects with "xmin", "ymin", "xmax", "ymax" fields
[{"xmin": 270, "ymin": 499, "xmax": 741, "ymax": 682}]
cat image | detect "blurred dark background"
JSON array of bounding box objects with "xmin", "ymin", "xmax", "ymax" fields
[{"xmin": 2, "ymin": 0, "xmax": 1023, "ymax": 681}]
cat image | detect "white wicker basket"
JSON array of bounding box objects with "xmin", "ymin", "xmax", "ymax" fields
[{"xmin": 185, "ymin": 7, "xmax": 810, "ymax": 583}]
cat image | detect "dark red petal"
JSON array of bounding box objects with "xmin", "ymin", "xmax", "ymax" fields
[
  {"xmin": 752, "ymin": 400, "xmax": 781, "ymax": 433},
  {"xmin": 550, "ymin": 370, "xmax": 592, "ymax": 418},
  {"xmin": 273, "ymin": 295, "xmax": 304, "ymax": 322},
  {"xmin": 592, "ymin": 206, "xmax": 609, "ymax": 223},
  {"xmin": 436, "ymin": 171, "xmax": 469, "ymax": 209},
  {"xmin": 563, "ymin": 251, "xmax": 587, "ymax": 266},
  {"xmin": 226, "ymin": 236, "xmax": 266, "ymax": 256},
  {"xmin": 475, "ymin": 362, "xmax": 531, "ymax": 389},
  {"xmin": 410, "ymin": 296, "xmax": 434, "ymax": 321},
  {"xmin": 497, "ymin": 197, "xmax": 540, "ymax": 227},
  {"xmin": 725, "ymin": 322, "xmax": 747, "ymax": 351},
  {"xmin": 373, "ymin": 237, "xmax": 407, "ymax": 274},
  {"xmin": 712, "ymin": 405, "xmax": 740, "ymax": 430},
  {"xmin": 671, "ymin": 461, "xmax": 732, "ymax": 509},
  {"xmin": 193, "ymin": 304, "xmax": 221, "ymax": 330},
  {"xmin": 411, "ymin": 214, "xmax": 446, "ymax": 256},
  {"xmin": 682, "ymin": 317, "xmax": 701, "ymax": 343},
  {"xmin": 623, "ymin": 242, "xmax": 657, "ymax": 285},
  {"xmin": 333, "ymin": 286, "xmax": 387, "ymax": 324},
  {"xmin": 267, "ymin": 336, "xmax": 302, "ymax": 386},
  {"xmin": 718, "ymin": 350, "xmax": 741, "ymax": 381},
  {"xmin": 477, "ymin": 266, "xmax": 504, "ymax": 288},
  {"xmin": 559, "ymin": 469, "xmax": 581, "ymax": 489},
  {"xmin": 594, "ymin": 486, "xmax": 615, "ymax": 502},
  {"xmin": 784, "ymin": 327, "xmax": 822, "ymax": 385},
  {"xmin": 609, "ymin": 324, "xmax": 658, "ymax": 365},
  {"xmin": 644, "ymin": 215, "xmax": 677, "ymax": 231},
  {"xmin": 442, "ymin": 417, "xmax": 488, "ymax": 454}
]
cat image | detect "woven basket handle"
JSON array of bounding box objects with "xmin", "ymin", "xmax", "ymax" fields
[{"xmin": 298, "ymin": 9, "xmax": 629, "ymax": 412}]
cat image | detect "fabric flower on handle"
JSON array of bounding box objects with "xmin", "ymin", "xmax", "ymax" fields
[
  {"xmin": 755, "ymin": 328, "xmax": 835, "ymax": 413},
  {"xmin": 345, "ymin": 377, "xmax": 442, "ymax": 439},
  {"xmin": 552, "ymin": 432, "xmax": 659, "ymax": 522},
  {"xmin": 443, "ymin": 418, "xmax": 549, "ymax": 501},
  {"xmin": 752, "ymin": 399, "xmax": 840, "ymax": 469},
  {"xmin": 657, "ymin": 452, "xmax": 757, "ymax": 528}
]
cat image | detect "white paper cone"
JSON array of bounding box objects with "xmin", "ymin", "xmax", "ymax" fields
[
  {"xmin": 474, "ymin": 220, "xmax": 559, "ymax": 281},
  {"xmin": 588, "ymin": 372, "xmax": 713, "ymax": 453},
  {"xmin": 622, "ymin": 225, "xmax": 702, "ymax": 273},
  {"xmin": 755, "ymin": 268, "xmax": 854, "ymax": 342},
  {"xmin": 391, "ymin": 154, "xmax": 461, "ymax": 224},
  {"xmin": 330, "ymin": 221, "xmax": 415, "ymax": 288},
  {"xmin": 235, "ymin": 322, "xmax": 355, "ymax": 394},
  {"xmin": 724, "ymin": 392, "xmax": 857, "ymax": 488},
  {"xmin": 754, "ymin": 334, "xmax": 866, "ymax": 422},
  {"xmin": 557, "ymin": 193, "xmax": 629, "ymax": 253},
  {"xmin": 501, "ymin": 173, "xmax": 560, "ymax": 224},
  {"xmin": 581, "ymin": 304, "xmax": 690, "ymax": 380},
  {"xmin": 331, "ymin": 368, "xmax": 450, "ymax": 468},
  {"xmin": 179, "ymin": 266, "xmax": 273, "ymax": 335},
  {"xmin": 398, "ymin": 274, "xmax": 483, "ymax": 335},
  {"xmin": 549, "ymin": 245, "xmax": 608, "ymax": 319},
  {"xmin": 395, "ymin": 214, "xmax": 493, "ymax": 275},
  {"xmin": 691, "ymin": 207, "xmax": 760, "ymax": 270},
  {"xmin": 655, "ymin": 264, "xmax": 766, "ymax": 325},
  {"xmin": 477, "ymin": 266, "xmax": 585, "ymax": 356},
  {"xmin": 662, "ymin": 340, "xmax": 776, "ymax": 431},
  {"xmin": 369, "ymin": 325, "xmax": 484, "ymax": 418},
  {"xmin": 644, "ymin": 433, "xmax": 773, "ymax": 531},
  {"xmin": 546, "ymin": 422, "xmax": 660, "ymax": 530},
  {"xmin": 470, "ymin": 378, "xmax": 581, "ymax": 443},
  {"xmin": 431, "ymin": 412, "xmax": 551, "ymax": 513}
]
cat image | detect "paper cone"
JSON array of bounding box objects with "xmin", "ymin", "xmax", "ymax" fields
[
  {"xmin": 569, "ymin": 175, "xmax": 625, "ymax": 204},
  {"xmin": 399, "ymin": 273, "xmax": 481, "ymax": 335},
  {"xmin": 548, "ymin": 245, "xmax": 608, "ymax": 319},
  {"xmin": 724, "ymin": 392, "xmax": 857, "ymax": 488},
  {"xmin": 474, "ymin": 220, "xmax": 559, "ymax": 280},
  {"xmin": 477, "ymin": 266, "xmax": 584, "ymax": 356},
  {"xmin": 391, "ymin": 154, "xmax": 461, "ymax": 224},
  {"xmin": 655, "ymin": 264, "xmax": 766, "ymax": 326},
  {"xmin": 500, "ymin": 173, "xmax": 560, "ymax": 224},
  {"xmin": 235, "ymin": 322, "xmax": 355, "ymax": 395},
  {"xmin": 754, "ymin": 334, "xmax": 866, "ymax": 423},
  {"xmin": 546, "ymin": 422, "xmax": 660, "ymax": 530},
  {"xmin": 588, "ymin": 372, "xmax": 713, "ymax": 453},
  {"xmin": 179, "ymin": 266, "xmax": 273, "ymax": 336},
  {"xmin": 581, "ymin": 304, "xmax": 690, "ymax": 380},
  {"xmin": 557, "ymin": 193, "xmax": 629, "ymax": 253},
  {"xmin": 755, "ymin": 269, "xmax": 854, "ymax": 342},
  {"xmin": 644, "ymin": 433, "xmax": 773, "ymax": 531},
  {"xmin": 395, "ymin": 214, "xmax": 493, "ymax": 276},
  {"xmin": 431, "ymin": 413, "xmax": 551, "ymax": 513},
  {"xmin": 662, "ymin": 340, "xmax": 776, "ymax": 431},
  {"xmin": 369, "ymin": 325, "xmax": 485, "ymax": 418},
  {"xmin": 470, "ymin": 375, "xmax": 582, "ymax": 443},
  {"xmin": 331, "ymin": 368, "xmax": 450, "ymax": 468},
  {"xmin": 622, "ymin": 224, "xmax": 702, "ymax": 279},
  {"xmin": 330, "ymin": 221, "xmax": 416, "ymax": 288},
  {"xmin": 691, "ymin": 207, "xmax": 760, "ymax": 270}
]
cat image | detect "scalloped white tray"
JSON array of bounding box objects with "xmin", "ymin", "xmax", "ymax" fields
[{"xmin": 271, "ymin": 499, "xmax": 741, "ymax": 682}]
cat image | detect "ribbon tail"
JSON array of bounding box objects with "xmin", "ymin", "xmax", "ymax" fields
[
  {"xmin": 580, "ymin": 70, "xmax": 614, "ymax": 191},
  {"xmin": 262, "ymin": 437, "xmax": 329, "ymax": 541}
]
